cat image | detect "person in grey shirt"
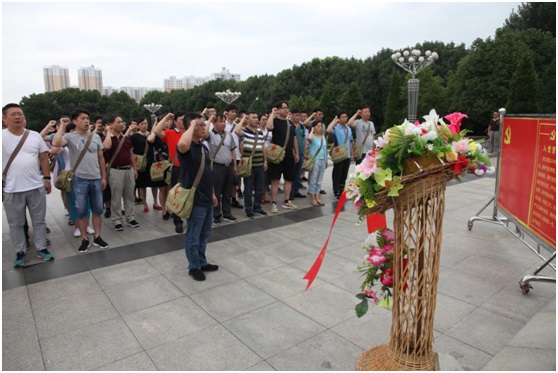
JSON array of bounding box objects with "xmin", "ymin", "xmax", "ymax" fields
[
  {"xmin": 205, "ymin": 113, "xmax": 238, "ymax": 226},
  {"xmin": 53, "ymin": 107, "xmax": 109, "ymax": 253},
  {"xmin": 349, "ymin": 106, "xmax": 376, "ymax": 165}
]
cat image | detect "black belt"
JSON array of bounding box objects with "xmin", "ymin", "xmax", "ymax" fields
[
  {"xmin": 213, "ymin": 162, "xmax": 230, "ymax": 167},
  {"xmin": 113, "ymin": 165, "xmax": 132, "ymax": 170}
]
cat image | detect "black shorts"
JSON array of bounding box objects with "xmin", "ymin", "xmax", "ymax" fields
[{"xmin": 267, "ymin": 157, "xmax": 296, "ymax": 181}]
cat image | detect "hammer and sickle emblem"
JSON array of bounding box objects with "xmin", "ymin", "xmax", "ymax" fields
[{"xmin": 503, "ymin": 126, "xmax": 512, "ymax": 145}]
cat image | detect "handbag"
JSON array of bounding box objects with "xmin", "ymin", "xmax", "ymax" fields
[
  {"xmin": 166, "ymin": 147, "xmax": 205, "ymax": 219},
  {"xmin": 2, "ymin": 130, "xmax": 30, "ymax": 201},
  {"xmin": 302, "ymin": 136, "xmax": 323, "ymax": 172},
  {"xmin": 105, "ymin": 134, "xmax": 128, "ymax": 180},
  {"xmin": 330, "ymin": 126, "xmax": 349, "ymax": 164},
  {"xmin": 164, "ymin": 153, "xmax": 178, "ymax": 185},
  {"xmin": 55, "ymin": 133, "xmax": 94, "ymax": 192},
  {"xmin": 133, "ymin": 138, "xmax": 149, "ymax": 172},
  {"xmin": 237, "ymin": 129, "xmax": 259, "ymax": 178},
  {"xmin": 267, "ymin": 120, "xmax": 291, "ymax": 164},
  {"xmin": 150, "ymin": 160, "xmax": 169, "ymax": 182},
  {"xmin": 352, "ymin": 121, "xmax": 372, "ymax": 162}
]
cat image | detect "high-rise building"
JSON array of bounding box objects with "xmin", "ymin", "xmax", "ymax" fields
[
  {"xmin": 211, "ymin": 67, "xmax": 241, "ymax": 82},
  {"xmin": 43, "ymin": 65, "xmax": 70, "ymax": 92},
  {"xmin": 78, "ymin": 65, "xmax": 103, "ymax": 92},
  {"xmin": 163, "ymin": 76, "xmax": 183, "ymax": 92}
]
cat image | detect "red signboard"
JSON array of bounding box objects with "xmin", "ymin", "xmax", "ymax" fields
[{"xmin": 497, "ymin": 117, "xmax": 556, "ymax": 249}]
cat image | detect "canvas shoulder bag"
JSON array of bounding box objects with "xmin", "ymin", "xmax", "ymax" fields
[
  {"xmin": 133, "ymin": 136, "xmax": 149, "ymax": 172},
  {"xmin": 302, "ymin": 136, "xmax": 323, "ymax": 172},
  {"xmin": 105, "ymin": 134, "xmax": 127, "ymax": 180},
  {"xmin": 237, "ymin": 129, "xmax": 259, "ymax": 178},
  {"xmin": 55, "ymin": 133, "xmax": 94, "ymax": 192},
  {"xmin": 2, "ymin": 130, "xmax": 30, "ymax": 200},
  {"xmin": 330, "ymin": 126, "xmax": 349, "ymax": 164},
  {"xmin": 267, "ymin": 120, "xmax": 291, "ymax": 164},
  {"xmin": 166, "ymin": 146, "xmax": 205, "ymax": 219}
]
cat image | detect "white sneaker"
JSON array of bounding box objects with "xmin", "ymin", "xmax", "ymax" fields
[
  {"xmin": 73, "ymin": 227, "xmax": 81, "ymax": 237},
  {"xmin": 87, "ymin": 226, "xmax": 95, "ymax": 235}
]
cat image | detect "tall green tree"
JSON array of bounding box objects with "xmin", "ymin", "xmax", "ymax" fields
[
  {"xmin": 501, "ymin": 2, "xmax": 556, "ymax": 37},
  {"xmin": 506, "ymin": 51, "xmax": 539, "ymax": 113},
  {"xmin": 338, "ymin": 82, "xmax": 365, "ymax": 115},
  {"xmin": 383, "ymin": 70, "xmax": 403, "ymax": 131},
  {"xmin": 319, "ymin": 83, "xmax": 336, "ymax": 120}
]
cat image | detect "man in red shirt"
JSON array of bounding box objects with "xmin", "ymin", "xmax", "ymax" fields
[{"xmin": 153, "ymin": 110, "xmax": 187, "ymax": 233}]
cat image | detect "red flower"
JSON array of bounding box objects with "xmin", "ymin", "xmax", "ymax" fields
[{"xmin": 449, "ymin": 155, "xmax": 470, "ymax": 175}]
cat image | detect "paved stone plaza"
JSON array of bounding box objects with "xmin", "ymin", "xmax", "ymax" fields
[{"xmin": 2, "ymin": 160, "xmax": 555, "ymax": 370}]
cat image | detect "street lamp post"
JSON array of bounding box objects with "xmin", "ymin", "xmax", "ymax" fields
[
  {"xmin": 215, "ymin": 89, "xmax": 241, "ymax": 105},
  {"xmin": 143, "ymin": 103, "xmax": 162, "ymax": 127},
  {"xmin": 391, "ymin": 49, "xmax": 439, "ymax": 122}
]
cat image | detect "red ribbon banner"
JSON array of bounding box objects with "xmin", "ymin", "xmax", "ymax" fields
[{"xmin": 303, "ymin": 191, "xmax": 387, "ymax": 290}]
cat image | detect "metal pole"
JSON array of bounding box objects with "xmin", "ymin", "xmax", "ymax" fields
[{"xmin": 407, "ymin": 79, "xmax": 420, "ymax": 122}]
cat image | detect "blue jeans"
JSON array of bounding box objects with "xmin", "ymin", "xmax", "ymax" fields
[
  {"xmin": 185, "ymin": 204, "xmax": 213, "ymax": 270},
  {"xmin": 291, "ymin": 153, "xmax": 305, "ymax": 196},
  {"xmin": 72, "ymin": 176, "xmax": 104, "ymax": 218},
  {"xmin": 243, "ymin": 165, "xmax": 265, "ymax": 214},
  {"xmin": 308, "ymin": 159, "xmax": 326, "ymax": 194}
]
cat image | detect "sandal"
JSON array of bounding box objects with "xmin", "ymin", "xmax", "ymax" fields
[
  {"xmin": 144, "ymin": 206, "xmax": 149, "ymax": 213},
  {"xmin": 311, "ymin": 202, "xmax": 320, "ymax": 207},
  {"xmin": 153, "ymin": 204, "xmax": 163, "ymax": 210},
  {"xmin": 317, "ymin": 201, "xmax": 325, "ymax": 206}
]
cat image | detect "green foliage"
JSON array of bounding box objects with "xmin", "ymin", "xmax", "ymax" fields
[
  {"xmin": 506, "ymin": 51, "xmax": 539, "ymax": 113},
  {"xmin": 383, "ymin": 69, "xmax": 403, "ymax": 131},
  {"xmin": 339, "ymin": 82, "xmax": 365, "ymax": 115},
  {"xmin": 500, "ymin": 2, "xmax": 556, "ymax": 37}
]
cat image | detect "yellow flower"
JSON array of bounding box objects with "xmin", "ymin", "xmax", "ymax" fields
[
  {"xmin": 365, "ymin": 198, "xmax": 377, "ymax": 208},
  {"xmin": 470, "ymin": 141, "xmax": 478, "ymax": 151},
  {"xmin": 446, "ymin": 150, "xmax": 458, "ymax": 162}
]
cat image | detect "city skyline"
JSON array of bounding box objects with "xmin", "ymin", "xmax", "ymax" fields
[
  {"xmin": 42, "ymin": 65, "xmax": 241, "ymax": 102},
  {"xmin": 3, "ymin": 2, "xmax": 522, "ymax": 104}
]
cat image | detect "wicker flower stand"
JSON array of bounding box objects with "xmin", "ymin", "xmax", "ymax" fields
[{"xmin": 356, "ymin": 170, "xmax": 449, "ymax": 371}]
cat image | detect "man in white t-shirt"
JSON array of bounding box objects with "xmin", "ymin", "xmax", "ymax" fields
[
  {"xmin": 2, "ymin": 103, "xmax": 54, "ymax": 267},
  {"xmin": 348, "ymin": 106, "xmax": 376, "ymax": 165}
]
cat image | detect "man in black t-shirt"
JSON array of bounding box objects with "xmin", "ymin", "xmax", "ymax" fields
[
  {"xmin": 266, "ymin": 101, "xmax": 300, "ymax": 213},
  {"xmin": 176, "ymin": 113, "xmax": 219, "ymax": 282}
]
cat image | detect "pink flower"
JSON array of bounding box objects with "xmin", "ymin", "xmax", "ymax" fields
[
  {"xmin": 364, "ymin": 289, "xmax": 379, "ymax": 302},
  {"xmin": 380, "ymin": 273, "xmax": 393, "ymax": 287},
  {"xmin": 444, "ymin": 112, "xmax": 468, "ymax": 135},
  {"xmin": 355, "ymin": 151, "xmax": 381, "ymax": 178},
  {"xmin": 381, "ymin": 228, "xmax": 395, "ymax": 242},
  {"xmin": 381, "ymin": 244, "xmax": 394, "ymax": 254},
  {"xmin": 367, "ymin": 248, "xmax": 387, "ymax": 266},
  {"xmin": 451, "ymin": 139, "xmax": 470, "ymax": 154}
]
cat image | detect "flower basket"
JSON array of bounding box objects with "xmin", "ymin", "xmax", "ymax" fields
[{"xmin": 356, "ymin": 171, "xmax": 448, "ymax": 371}]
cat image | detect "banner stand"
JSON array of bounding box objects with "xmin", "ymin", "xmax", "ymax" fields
[{"xmin": 468, "ymin": 113, "xmax": 556, "ymax": 294}]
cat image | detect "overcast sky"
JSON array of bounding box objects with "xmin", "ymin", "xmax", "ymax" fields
[{"xmin": 2, "ymin": 1, "xmax": 521, "ymax": 104}]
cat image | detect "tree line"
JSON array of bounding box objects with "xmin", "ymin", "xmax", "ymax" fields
[{"xmin": 18, "ymin": 2, "xmax": 555, "ymax": 135}]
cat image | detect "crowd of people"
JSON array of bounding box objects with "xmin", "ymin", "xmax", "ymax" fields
[{"xmin": 2, "ymin": 101, "xmax": 378, "ymax": 281}]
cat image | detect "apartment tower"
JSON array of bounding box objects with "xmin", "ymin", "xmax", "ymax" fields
[{"xmin": 43, "ymin": 65, "xmax": 70, "ymax": 92}]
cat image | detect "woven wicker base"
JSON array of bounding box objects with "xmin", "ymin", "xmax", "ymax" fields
[{"xmin": 356, "ymin": 344, "xmax": 435, "ymax": 371}]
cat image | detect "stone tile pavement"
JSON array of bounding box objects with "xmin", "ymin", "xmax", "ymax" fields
[{"xmin": 2, "ymin": 161, "xmax": 556, "ymax": 370}]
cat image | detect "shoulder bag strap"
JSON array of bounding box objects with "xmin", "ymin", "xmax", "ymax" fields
[
  {"xmin": 249, "ymin": 129, "xmax": 259, "ymax": 159},
  {"xmin": 143, "ymin": 134, "xmax": 149, "ymax": 156},
  {"xmin": 361, "ymin": 121, "xmax": 371, "ymax": 146},
  {"xmin": 212, "ymin": 132, "xmax": 227, "ymax": 161},
  {"xmin": 107, "ymin": 134, "xmax": 127, "ymax": 167},
  {"xmin": 72, "ymin": 133, "xmax": 94, "ymax": 172},
  {"xmin": 192, "ymin": 145, "xmax": 206, "ymax": 188},
  {"xmin": 344, "ymin": 126, "xmax": 349, "ymax": 144},
  {"xmin": 284, "ymin": 120, "xmax": 291, "ymax": 149},
  {"xmin": 2, "ymin": 130, "xmax": 30, "ymax": 181}
]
